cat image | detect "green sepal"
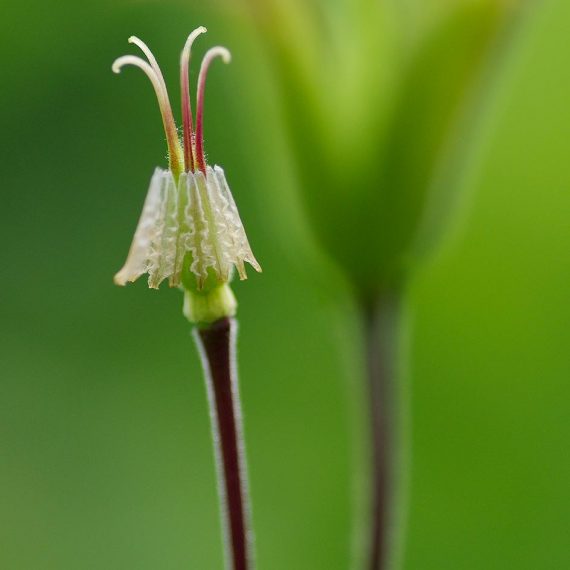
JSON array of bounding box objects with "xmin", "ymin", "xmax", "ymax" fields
[{"xmin": 182, "ymin": 282, "xmax": 237, "ymax": 325}]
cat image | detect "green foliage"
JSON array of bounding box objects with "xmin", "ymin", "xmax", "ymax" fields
[{"xmin": 243, "ymin": 0, "xmax": 519, "ymax": 297}]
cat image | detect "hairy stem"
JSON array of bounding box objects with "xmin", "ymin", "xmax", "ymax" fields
[
  {"xmin": 362, "ymin": 290, "xmax": 405, "ymax": 570},
  {"xmin": 194, "ymin": 317, "xmax": 253, "ymax": 570}
]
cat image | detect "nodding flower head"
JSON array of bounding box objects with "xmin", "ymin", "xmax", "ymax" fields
[{"xmin": 112, "ymin": 28, "xmax": 261, "ymax": 291}]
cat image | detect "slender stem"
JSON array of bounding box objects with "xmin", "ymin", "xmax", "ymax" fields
[
  {"xmin": 194, "ymin": 317, "xmax": 253, "ymax": 570},
  {"xmin": 362, "ymin": 290, "xmax": 403, "ymax": 570}
]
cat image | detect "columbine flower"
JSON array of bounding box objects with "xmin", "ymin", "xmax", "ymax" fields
[{"xmin": 112, "ymin": 28, "xmax": 261, "ymax": 292}]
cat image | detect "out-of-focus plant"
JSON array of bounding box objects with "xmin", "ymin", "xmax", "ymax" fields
[
  {"xmin": 240, "ymin": 0, "xmax": 522, "ymax": 296},
  {"xmin": 227, "ymin": 0, "xmax": 526, "ymax": 568},
  {"xmin": 112, "ymin": 29, "xmax": 260, "ymax": 570}
]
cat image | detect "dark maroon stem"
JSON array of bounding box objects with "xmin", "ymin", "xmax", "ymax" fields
[
  {"xmin": 195, "ymin": 317, "xmax": 252, "ymax": 570},
  {"xmin": 363, "ymin": 290, "xmax": 402, "ymax": 570}
]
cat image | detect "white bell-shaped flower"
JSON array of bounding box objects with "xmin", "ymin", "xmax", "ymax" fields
[
  {"xmin": 112, "ymin": 29, "xmax": 261, "ymax": 291},
  {"xmin": 114, "ymin": 165, "xmax": 260, "ymax": 289}
]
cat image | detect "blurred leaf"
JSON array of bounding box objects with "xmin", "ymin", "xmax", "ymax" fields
[{"xmin": 239, "ymin": 0, "xmax": 522, "ymax": 299}]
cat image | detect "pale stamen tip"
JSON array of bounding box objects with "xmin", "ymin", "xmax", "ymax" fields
[
  {"xmin": 181, "ymin": 26, "xmax": 208, "ymax": 63},
  {"xmin": 111, "ymin": 58, "xmax": 125, "ymax": 74},
  {"xmin": 214, "ymin": 46, "xmax": 232, "ymax": 64}
]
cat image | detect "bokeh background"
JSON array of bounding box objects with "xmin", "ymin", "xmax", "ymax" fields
[{"xmin": 1, "ymin": 0, "xmax": 569, "ymax": 569}]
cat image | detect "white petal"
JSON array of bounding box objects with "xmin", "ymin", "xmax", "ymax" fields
[{"xmin": 114, "ymin": 168, "xmax": 170, "ymax": 287}]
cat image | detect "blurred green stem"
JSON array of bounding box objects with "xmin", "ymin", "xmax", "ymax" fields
[
  {"xmin": 194, "ymin": 317, "xmax": 253, "ymax": 570},
  {"xmin": 362, "ymin": 289, "xmax": 404, "ymax": 570}
]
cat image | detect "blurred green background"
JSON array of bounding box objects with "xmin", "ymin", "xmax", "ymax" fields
[{"xmin": 1, "ymin": 0, "xmax": 569, "ymax": 569}]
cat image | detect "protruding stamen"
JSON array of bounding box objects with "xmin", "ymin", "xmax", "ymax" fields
[
  {"xmin": 113, "ymin": 54, "xmax": 183, "ymax": 177},
  {"xmin": 180, "ymin": 26, "xmax": 207, "ymax": 173},
  {"xmin": 128, "ymin": 36, "xmax": 168, "ymax": 95},
  {"xmin": 195, "ymin": 47, "xmax": 231, "ymax": 174}
]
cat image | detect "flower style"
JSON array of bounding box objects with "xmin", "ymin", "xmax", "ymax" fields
[{"xmin": 112, "ymin": 28, "xmax": 261, "ymax": 293}]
